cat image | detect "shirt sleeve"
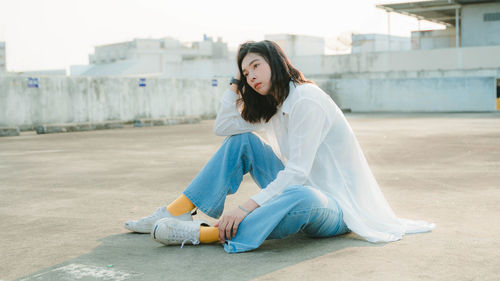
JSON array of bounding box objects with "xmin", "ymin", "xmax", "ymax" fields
[
  {"xmin": 251, "ymin": 98, "xmax": 330, "ymax": 206},
  {"xmin": 213, "ymin": 89, "xmax": 265, "ymax": 136}
]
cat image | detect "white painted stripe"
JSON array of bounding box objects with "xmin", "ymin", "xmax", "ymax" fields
[{"xmin": 20, "ymin": 263, "xmax": 137, "ymax": 281}]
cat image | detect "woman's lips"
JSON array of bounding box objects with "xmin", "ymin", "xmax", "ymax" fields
[{"xmin": 254, "ymin": 83, "xmax": 262, "ymax": 89}]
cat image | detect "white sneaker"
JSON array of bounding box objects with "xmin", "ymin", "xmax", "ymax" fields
[
  {"xmin": 151, "ymin": 218, "xmax": 209, "ymax": 248},
  {"xmin": 124, "ymin": 206, "xmax": 193, "ymax": 233}
]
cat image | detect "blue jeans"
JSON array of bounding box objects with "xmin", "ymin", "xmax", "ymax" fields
[{"xmin": 183, "ymin": 132, "xmax": 349, "ymax": 253}]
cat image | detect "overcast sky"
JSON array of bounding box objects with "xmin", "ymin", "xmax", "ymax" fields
[{"xmin": 0, "ymin": 0, "xmax": 444, "ymax": 72}]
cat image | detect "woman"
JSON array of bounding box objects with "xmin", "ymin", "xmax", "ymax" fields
[{"xmin": 125, "ymin": 40, "xmax": 435, "ymax": 253}]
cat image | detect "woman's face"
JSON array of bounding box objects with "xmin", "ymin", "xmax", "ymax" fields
[{"xmin": 241, "ymin": 52, "xmax": 272, "ymax": 96}]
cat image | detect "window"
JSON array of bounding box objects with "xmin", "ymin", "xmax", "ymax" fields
[{"xmin": 484, "ymin": 12, "xmax": 500, "ymax": 22}]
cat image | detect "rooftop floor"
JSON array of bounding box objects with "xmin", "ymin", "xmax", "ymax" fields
[{"xmin": 1, "ymin": 113, "xmax": 499, "ymax": 280}]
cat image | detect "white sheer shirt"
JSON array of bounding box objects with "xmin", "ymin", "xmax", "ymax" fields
[{"xmin": 213, "ymin": 81, "xmax": 435, "ymax": 243}]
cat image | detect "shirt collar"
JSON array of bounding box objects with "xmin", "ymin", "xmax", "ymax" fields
[{"xmin": 281, "ymin": 80, "xmax": 298, "ymax": 114}]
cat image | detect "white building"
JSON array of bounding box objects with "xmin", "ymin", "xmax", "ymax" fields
[
  {"xmin": 0, "ymin": 42, "xmax": 5, "ymax": 74},
  {"xmin": 71, "ymin": 35, "xmax": 229, "ymax": 76},
  {"xmin": 351, "ymin": 34, "xmax": 411, "ymax": 53},
  {"xmin": 15, "ymin": 69, "xmax": 67, "ymax": 76},
  {"xmin": 70, "ymin": 0, "xmax": 500, "ymax": 112},
  {"xmin": 377, "ymin": 0, "xmax": 500, "ymax": 50},
  {"xmin": 160, "ymin": 34, "xmax": 326, "ymax": 79},
  {"xmin": 71, "ymin": 34, "xmax": 326, "ymax": 78},
  {"xmin": 264, "ymin": 34, "xmax": 325, "ymax": 56},
  {"xmin": 368, "ymin": 0, "xmax": 500, "ymax": 111},
  {"xmin": 0, "ymin": 41, "xmax": 67, "ymax": 76}
]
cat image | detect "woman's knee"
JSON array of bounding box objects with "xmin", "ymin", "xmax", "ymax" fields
[
  {"xmin": 225, "ymin": 133, "xmax": 263, "ymax": 152},
  {"xmin": 281, "ymin": 185, "xmax": 305, "ymax": 195},
  {"xmin": 282, "ymin": 185, "xmax": 315, "ymax": 197},
  {"xmin": 225, "ymin": 132, "xmax": 255, "ymax": 145},
  {"xmin": 281, "ymin": 186, "xmax": 328, "ymax": 208}
]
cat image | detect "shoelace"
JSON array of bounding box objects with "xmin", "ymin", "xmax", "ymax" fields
[
  {"xmin": 170, "ymin": 223, "xmax": 200, "ymax": 248},
  {"xmin": 180, "ymin": 239, "xmax": 199, "ymax": 248},
  {"xmin": 152, "ymin": 224, "xmax": 199, "ymax": 248}
]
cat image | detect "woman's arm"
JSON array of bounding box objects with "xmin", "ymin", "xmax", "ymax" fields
[{"xmin": 213, "ymin": 74, "xmax": 265, "ymax": 136}]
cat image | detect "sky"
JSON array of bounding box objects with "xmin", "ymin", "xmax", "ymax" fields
[{"xmin": 0, "ymin": 0, "xmax": 445, "ymax": 72}]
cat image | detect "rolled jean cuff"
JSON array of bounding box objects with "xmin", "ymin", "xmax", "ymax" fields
[
  {"xmin": 223, "ymin": 240, "xmax": 259, "ymax": 253},
  {"xmin": 183, "ymin": 190, "xmax": 223, "ymax": 219}
]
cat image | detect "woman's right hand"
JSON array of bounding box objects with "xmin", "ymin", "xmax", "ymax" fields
[
  {"xmin": 230, "ymin": 72, "xmax": 240, "ymax": 94},
  {"xmin": 230, "ymin": 65, "xmax": 241, "ymax": 92}
]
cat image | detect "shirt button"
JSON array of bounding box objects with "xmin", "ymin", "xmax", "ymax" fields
[{"xmin": 282, "ymin": 112, "xmax": 285, "ymax": 115}]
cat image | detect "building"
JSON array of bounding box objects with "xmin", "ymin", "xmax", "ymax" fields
[
  {"xmin": 69, "ymin": 0, "xmax": 500, "ymax": 112},
  {"xmin": 3, "ymin": 1, "xmax": 500, "ymax": 132},
  {"xmin": 161, "ymin": 34, "xmax": 326, "ymax": 79},
  {"xmin": 0, "ymin": 41, "xmax": 66, "ymax": 76},
  {"xmin": 351, "ymin": 34, "xmax": 411, "ymax": 53},
  {"xmin": 71, "ymin": 35, "xmax": 230, "ymax": 76},
  {"xmin": 71, "ymin": 34, "xmax": 327, "ymax": 78},
  {"xmin": 264, "ymin": 34, "xmax": 325, "ymax": 56},
  {"xmin": 364, "ymin": 0, "xmax": 500, "ymax": 111},
  {"xmin": 282, "ymin": 0, "xmax": 499, "ymax": 112},
  {"xmin": 0, "ymin": 42, "xmax": 5, "ymax": 74},
  {"xmin": 14, "ymin": 69, "xmax": 67, "ymax": 76},
  {"xmin": 378, "ymin": 0, "xmax": 500, "ymax": 49}
]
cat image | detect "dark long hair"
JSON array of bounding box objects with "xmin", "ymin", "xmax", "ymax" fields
[{"xmin": 236, "ymin": 40, "xmax": 311, "ymax": 123}]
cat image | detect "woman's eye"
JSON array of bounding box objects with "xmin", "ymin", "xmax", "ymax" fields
[{"xmin": 254, "ymin": 64, "xmax": 259, "ymax": 68}]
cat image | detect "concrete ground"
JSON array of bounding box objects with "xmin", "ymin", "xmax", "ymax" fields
[{"xmin": 1, "ymin": 113, "xmax": 499, "ymax": 281}]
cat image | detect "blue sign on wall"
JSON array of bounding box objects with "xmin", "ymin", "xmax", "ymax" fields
[
  {"xmin": 212, "ymin": 79, "xmax": 218, "ymax": 87},
  {"xmin": 138, "ymin": 78, "xmax": 146, "ymax": 87},
  {"xmin": 27, "ymin": 77, "xmax": 39, "ymax": 88}
]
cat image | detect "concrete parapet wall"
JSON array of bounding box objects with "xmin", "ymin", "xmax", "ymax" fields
[
  {"xmin": 132, "ymin": 116, "xmax": 201, "ymax": 127},
  {"xmin": 34, "ymin": 121, "xmax": 124, "ymax": 134},
  {"xmin": 0, "ymin": 76, "xmax": 225, "ymax": 127},
  {"xmin": 317, "ymin": 77, "xmax": 497, "ymax": 112},
  {"xmin": 1, "ymin": 76, "xmax": 496, "ymax": 130},
  {"xmin": 322, "ymin": 68, "xmax": 500, "ymax": 80}
]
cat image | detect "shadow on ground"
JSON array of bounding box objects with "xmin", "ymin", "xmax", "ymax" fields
[{"xmin": 18, "ymin": 232, "xmax": 373, "ymax": 281}]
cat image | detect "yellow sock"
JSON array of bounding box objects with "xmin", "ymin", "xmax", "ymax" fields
[
  {"xmin": 199, "ymin": 226, "xmax": 219, "ymax": 244},
  {"xmin": 167, "ymin": 194, "xmax": 195, "ymax": 216}
]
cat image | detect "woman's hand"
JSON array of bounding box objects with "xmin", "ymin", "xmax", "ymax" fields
[
  {"xmin": 214, "ymin": 207, "xmax": 248, "ymax": 243},
  {"xmin": 214, "ymin": 199, "xmax": 259, "ymax": 243},
  {"xmin": 230, "ymin": 71, "xmax": 242, "ymax": 94}
]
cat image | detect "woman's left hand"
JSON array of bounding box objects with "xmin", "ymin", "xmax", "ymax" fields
[{"xmin": 214, "ymin": 207, "xmax": 249, "ymax": 243}]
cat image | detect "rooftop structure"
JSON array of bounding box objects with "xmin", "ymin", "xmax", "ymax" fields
[
  {"xmin": 377, "ymin": 0, "xmax": 500, "ymax": 48},
  {"xmin": 377, "ymin": 0, "xmax": 464, "ymax": 26},
  {"xmin": 72, "ymin": 35, "xmax": 230, "ymax": 76},
  {"xmin": 351, "ymin": 34, "xmax": 411, "ymax": 53},
  {"xmin": 264, "ymin": 34, "xmax": 325, "ymax": 56},
  {"xmin": 89, "ymin": 35, "xmax": 228, "ymax": 65},
  {"xmin": 0, "ymin": 42, "xmax": 5, "ymax": 73}
]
